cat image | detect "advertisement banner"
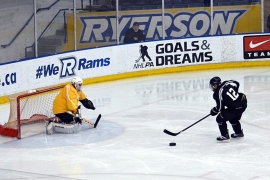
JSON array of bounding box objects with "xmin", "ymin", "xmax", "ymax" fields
[
  {"xmin": 0, "ymin": 34, "xmax": 248, "ymax": 97},
  {"xmin": 243, "ymin": 34, "xmax": 270, "ymax": 59},
  {"xmin": 61, "ymin": 5, "xmax": 261, "ymax": 51}
]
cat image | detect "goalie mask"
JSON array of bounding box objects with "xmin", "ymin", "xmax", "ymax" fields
[
  {"xmin": 209, "ymin": 76, "xmax": 221, "ymax": 91},
  {"xmin": 71, "ymin": 77, "xmax": 83, "ymax": 91}
]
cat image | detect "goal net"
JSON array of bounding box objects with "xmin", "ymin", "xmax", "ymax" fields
[{"xmin": 0, "ymin": 85, "xmax": 64, "ymax": 139}]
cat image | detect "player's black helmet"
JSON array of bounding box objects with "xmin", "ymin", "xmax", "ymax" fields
[{"xmin": 209, "ymin": 76, "xmax": 221, "ymax": 91}]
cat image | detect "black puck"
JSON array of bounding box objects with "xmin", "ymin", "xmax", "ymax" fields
[{"xmin": 169, "ymin": 142, "xmax": 176, "ymax": 146}]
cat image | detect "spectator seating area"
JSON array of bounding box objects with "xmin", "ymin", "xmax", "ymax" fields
[
  {"xmin": 94, "ymin": 0, "xmax": 260, "ymax": 12},
  {"xmin": 115, "ymin": 0, "xmax": 260, "ymax": 10}
]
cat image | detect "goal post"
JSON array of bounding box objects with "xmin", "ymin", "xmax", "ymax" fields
[{"xmin": 0, "ymin": 85, "xmax": 64, "ymax": 139}]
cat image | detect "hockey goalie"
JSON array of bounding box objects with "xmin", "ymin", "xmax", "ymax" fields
[{"xmin": 46, "ymin": 77, "xmax": 99, "ymax": 135}]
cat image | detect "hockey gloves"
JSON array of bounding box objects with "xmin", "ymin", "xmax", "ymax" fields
[
  {"xmin": 80, "ymin": 98, "xmax": 96, "ymax": 110},
  {"xmin": 210, "ymin": 107, "xmax": 219, "ymax": 116}
]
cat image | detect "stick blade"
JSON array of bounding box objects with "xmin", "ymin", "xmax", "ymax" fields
[
  {"xmin": 163, "ymin": 129, "xmax": 179, "ymax": 136},
  {"xmin": 94, "ymin": 114, "xmax": 102, "ymax": 128}
]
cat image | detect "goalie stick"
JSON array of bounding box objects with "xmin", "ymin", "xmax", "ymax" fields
[
  {"xmin": 82, "ymin": 114, "xmax": 101, "ymax": 128},
  {"xmin": 77, "ymin": 105, "xmax": 101, "ymax": 128},
  {"xmin": 54, "ymin": 112, "xmax": 101, "ymax": 128},
  {"xmin": 163, "ymin": 114, "xmax": 210, "ymax": 136}
]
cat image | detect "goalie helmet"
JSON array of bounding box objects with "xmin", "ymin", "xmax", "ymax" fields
[
  {"xmin": 71, "ymin": 76, "xmax": 83, "ymax": 91},
  {"xmin": 209, "ymin": 76, "xmax": 221, "ymax": 91}
]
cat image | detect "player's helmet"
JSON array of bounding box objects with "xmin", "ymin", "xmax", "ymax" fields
[
  {"xmin": 71, "ymin": 77, "xmax": 83, "ymax": 91},
  {"xmin": 209, "ymin": 76, "xmax": 221, "ymax": 91}
]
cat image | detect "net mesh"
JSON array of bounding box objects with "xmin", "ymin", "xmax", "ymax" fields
[{"xmin": 0, "ymin": 85, "xmax": 64, "ymax": 138}]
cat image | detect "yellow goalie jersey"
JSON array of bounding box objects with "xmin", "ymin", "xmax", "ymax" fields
[{"xmin": 53, "ymin": 83, "xmax": 86, "ymax": 115}]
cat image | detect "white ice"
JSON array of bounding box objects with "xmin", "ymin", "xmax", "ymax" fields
[{"xmin": 0, "ymin": 67, "xmax": 270, "ymax": 180}]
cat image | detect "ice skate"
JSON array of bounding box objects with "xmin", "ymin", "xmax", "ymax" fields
[
  {"xmin": 231, "ymin": 129, "xmax": 244, "ymax": 138},
  {"xmin": 217, "ymin": 134, "xmax": 230, "ymax": 142}
]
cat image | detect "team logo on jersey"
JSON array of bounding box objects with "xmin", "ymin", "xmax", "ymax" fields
[{"xmin": 243, "ymin": 35, "xmax": 270, "ymax": 59}]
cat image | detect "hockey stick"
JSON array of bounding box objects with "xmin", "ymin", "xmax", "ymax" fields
[
  {"xmin": 82, "ymin": 114, "xmax": 101, "ymax": 128},
  {"xmin": 77, "ymin": 105, "xmax": 102, "ymax": 128},
  {"xmin": 135, "ymin": 55, "xmax": 141, "ymax": 63},
  {"xmin": 135, "ymin": 48, "xmax": 143, "ymax": 63},
  {"xmin": 163, "ymin": 114, "xmax": 211, "ymax": 136}
]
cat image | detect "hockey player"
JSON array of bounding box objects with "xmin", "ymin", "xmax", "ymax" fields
[
  {"xmin": 209, "ymin": 77, "xmax": 247, "ymax": 142},
  {"xmin": 46, "ymin": 77, "xmax": 96, "ymax": 134}
]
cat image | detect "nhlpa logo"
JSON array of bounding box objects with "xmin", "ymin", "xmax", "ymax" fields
[
  {"xmin": 136, "ymin": 45, "xmax": 152, "ymax": 63},
  {"xmin": 133, "ymin": 45, "xmax": 154, "ymax": 69},
  {"xmin": 59, "ymin": 56, "xmax": 77, "ymax": 78}
]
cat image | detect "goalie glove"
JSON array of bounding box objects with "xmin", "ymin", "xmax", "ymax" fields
[
  {"xmin": 80, "ymin": 98, "xmax": 96, "ymax": 110},
  {"xmin": 210, "ymin": 107, "xmax": 219, "ymax": 116}
]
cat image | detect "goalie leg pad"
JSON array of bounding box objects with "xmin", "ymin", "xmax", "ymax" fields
[{"xmin": 53, "ymin": 122, "xmax": 82, "ymax": 134}]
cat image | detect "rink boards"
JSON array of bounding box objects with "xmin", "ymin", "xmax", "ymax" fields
[{"xmin": 0, "ymin": 33, "xmax": 270, "ymax": 100}]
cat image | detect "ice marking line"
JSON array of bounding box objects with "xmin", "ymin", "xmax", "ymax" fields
[
  {"xmin": 0, "ymin": 168, "xmax": 83, "ymax": 180},
  {"xmin": 242, "ymin": 120, "xmax": 270, "ymax": 131}
]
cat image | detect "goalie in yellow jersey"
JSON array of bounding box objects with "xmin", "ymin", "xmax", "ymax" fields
[{"xmin": 46, "ymin": 77, "xmax": 96, "ymax": 135}]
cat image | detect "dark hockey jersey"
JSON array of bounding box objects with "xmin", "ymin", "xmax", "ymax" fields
[{"xmin": 213, "ymin": 80, "xmax": 246, "ymax": 112}]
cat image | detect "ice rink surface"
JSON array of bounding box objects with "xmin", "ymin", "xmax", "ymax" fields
[{"xmin": 0, "ymin": 67, "xmax": 270, "ymax": 180}]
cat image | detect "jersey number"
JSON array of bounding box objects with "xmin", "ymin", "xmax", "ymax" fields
[{"xmin": 226, "ymin": 88, "xmax": 239, "ymax": 100}]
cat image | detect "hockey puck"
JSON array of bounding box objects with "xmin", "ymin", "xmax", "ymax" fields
[{"xmin": 169, "ymin": 142, "xmax": 176, "ymax": 146}]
